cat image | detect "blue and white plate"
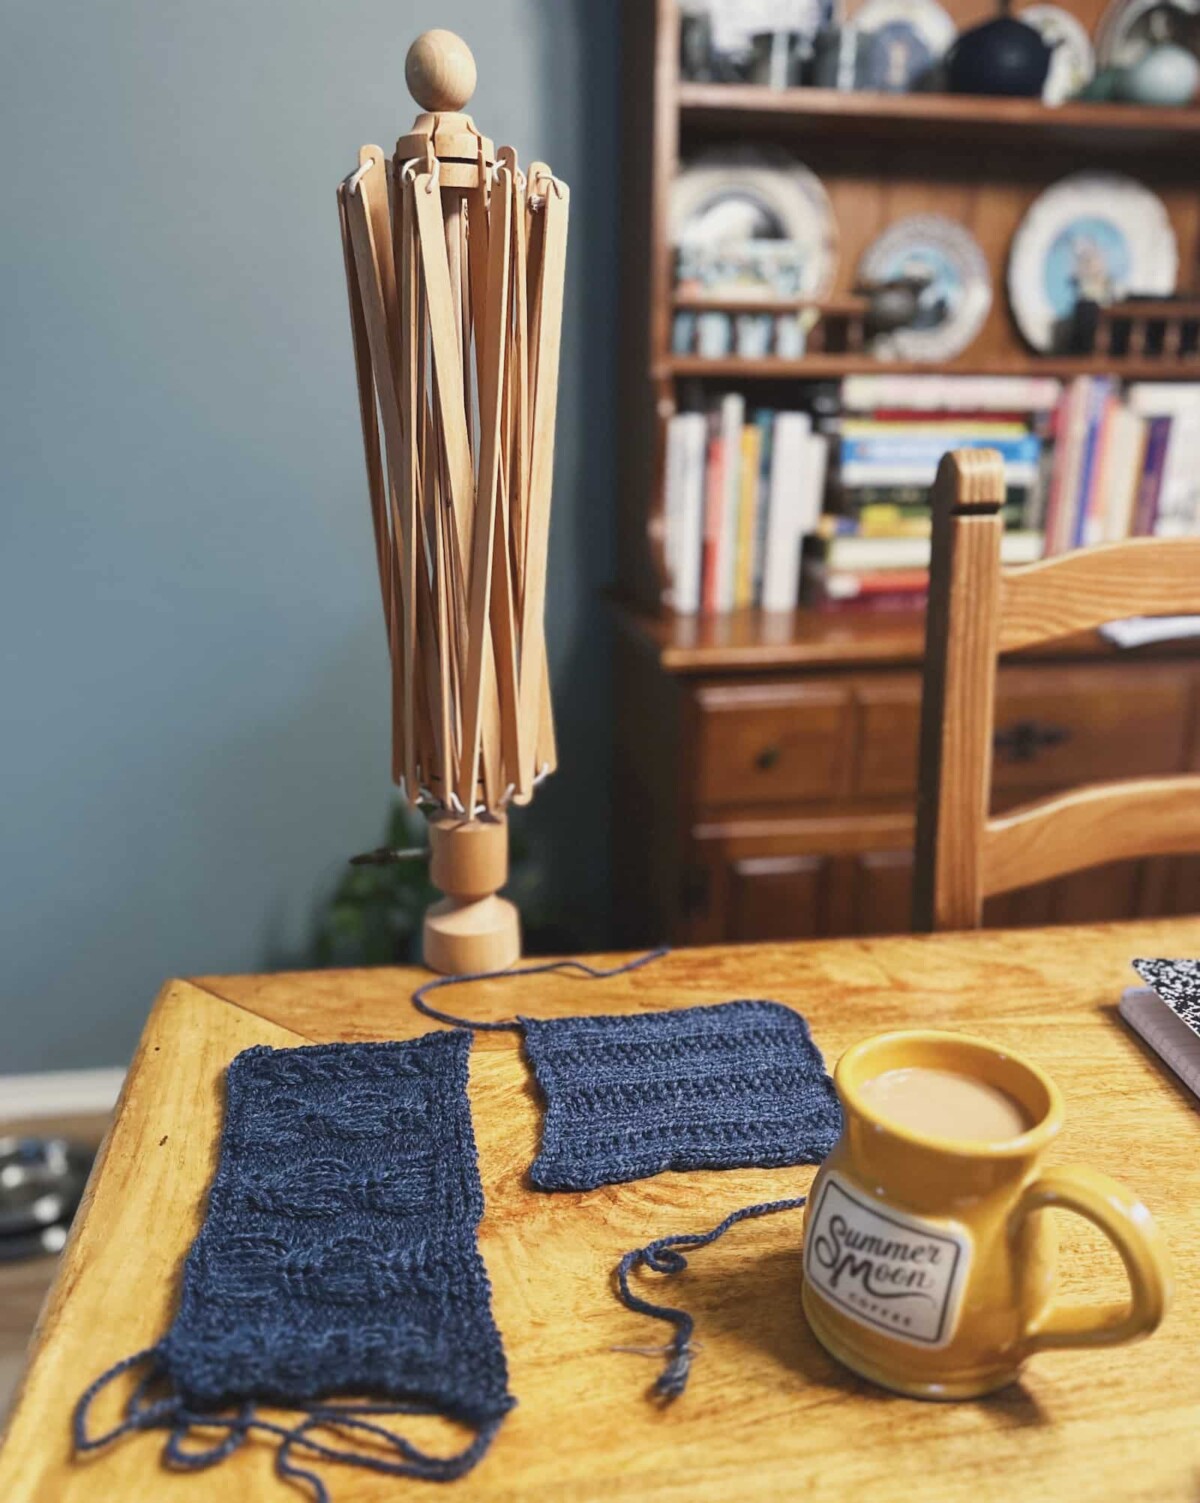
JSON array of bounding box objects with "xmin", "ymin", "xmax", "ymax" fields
[
  {"xmin": 1008, "ymin": 172, "xmax": 1178, "ymax": 351},
  {"xmin": 853, "ymin": 0, "xmax": 957, "ymax": 85},
  {"xmin": 672, "ymin": 146, "xmax": 838, "ymax": 297},
  {"xmin": 858, "ymin": 215, "xmax": 992, "ymax": 361}
]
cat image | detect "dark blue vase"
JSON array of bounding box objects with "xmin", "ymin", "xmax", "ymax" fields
[{"xmin": 945, "ymin": 0, "xmax": 1055, "ymax": 97}]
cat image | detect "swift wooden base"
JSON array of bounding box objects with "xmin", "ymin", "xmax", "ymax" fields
[{"xmin": 423, "ymin": 812, "xmax": 520, "ymax": 974}]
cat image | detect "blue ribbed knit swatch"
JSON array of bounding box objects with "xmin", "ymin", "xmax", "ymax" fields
[
  {"xmin": 521, "ymin": 1000, "xmax": 842, "ymax": 1192},
  {"xmin": 74, "ymin": 1032, "xmax": 514, "ymax": 1499}
]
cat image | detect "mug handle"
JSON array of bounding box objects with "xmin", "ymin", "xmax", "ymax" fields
[{"xmin": 1016, "ymin": 1165, "xmax": 1171, "ymax": 1353}]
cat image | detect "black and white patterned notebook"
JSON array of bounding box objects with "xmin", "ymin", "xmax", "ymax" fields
[{"xmin": 1120, "ymin": 959, "xmax": 1200, "ymax": 1101}]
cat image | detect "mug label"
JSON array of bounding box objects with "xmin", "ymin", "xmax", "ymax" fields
[{"xmin": 804, "ymin": 1173, "xmax": 971, "ymax": 1348}]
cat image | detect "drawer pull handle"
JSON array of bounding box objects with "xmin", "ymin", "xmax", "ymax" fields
[
  {"xmin": 993, "ymin": 719, "xmax": 1071, "ymax": 763},
  {"xmin": 755, "ymin": 745, "xmax": 782, "ymax": 772}
]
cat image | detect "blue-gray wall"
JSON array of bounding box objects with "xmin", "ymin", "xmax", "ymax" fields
[{"xmin": 0, "ymin": 0, "xmax": 620, "ymax": 1071}]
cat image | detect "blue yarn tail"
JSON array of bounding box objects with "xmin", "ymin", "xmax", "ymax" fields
[
  {"xmin": 614, "ymin": 1195, "xmax": 809, "ymax": 1402},
  {"xmin": 411, "ymin": 946, "xmax": 669, "ymax": 1030},
  {"xmin": 73, "ymin": 1348, "xmax": 511, "ymax": 1500}
]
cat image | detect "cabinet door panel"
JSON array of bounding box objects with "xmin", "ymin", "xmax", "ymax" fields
[
  {"xmin": 728, "ymin": 855, "xmax": 832, "ymax": 943},
  {"xmin": 847, "ymin": 849, "xmax": 915, "ymax": 937}
]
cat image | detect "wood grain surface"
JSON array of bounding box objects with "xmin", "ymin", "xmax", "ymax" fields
[
  {"xmin": 1000, "ymin": 538, "xmax": 1200, "ymax": 654},
  {"xmin": 5, "ymin": 921, "xmax": 1200, "ymax": 1500}
]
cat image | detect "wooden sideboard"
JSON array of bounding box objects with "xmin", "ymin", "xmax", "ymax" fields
[{"xmin": 612, "ymin": 604, "xmax": 1200, "ymax": 946}]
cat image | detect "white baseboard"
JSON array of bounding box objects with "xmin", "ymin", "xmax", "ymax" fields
[{"xmin": 0, "ymin": 1068, "xmax": 126, "ymax": 1120}]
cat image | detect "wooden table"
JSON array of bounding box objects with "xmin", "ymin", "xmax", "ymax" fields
[{"xmin": 4, "ymin": 919, "xmax": 1200, "ymax": 1501}]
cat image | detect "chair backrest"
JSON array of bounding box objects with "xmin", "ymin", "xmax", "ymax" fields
[{"xmin": 913, "ymin": 448, "xmax": 1200, "ymax": 931}]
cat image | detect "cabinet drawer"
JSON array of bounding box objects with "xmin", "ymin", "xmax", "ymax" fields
[
  {"xmin": 855, "ymin": 663, "xmax": 1194, "ymax": 799},
  {"xmin": 690, "ymin": 681, "xmax": 851, "ymax": 807}
]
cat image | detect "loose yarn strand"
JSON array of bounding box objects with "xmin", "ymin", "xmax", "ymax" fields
[
  {"xmin": 615, "ymin": 1195, "xmax": 809, "ymax": 1401},
  {"xmin": 411, "ymin": 946, "xmax": 669, "ymax": 1030},
  {"xmin": 73, "ymin": 1348, "xmax": 506, "ymax": 1500}
]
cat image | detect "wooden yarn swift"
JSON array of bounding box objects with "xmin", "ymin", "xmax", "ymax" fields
[{"xmin": 337, "ymin": 29, "xmax": 569, "ymax": 973}]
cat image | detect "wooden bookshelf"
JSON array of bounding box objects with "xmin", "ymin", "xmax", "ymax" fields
[
  {"xmin": 668, "ymin": 354, "xmax": 1200, "ymax": 381},
  {"xmin": 678, "ymin": 82, "xmax": 1200, "ymax": 152},
  {"xmin": 616, "ymin": 0, "xmax": 1200, "ymax": 611},
  {"xmin": 612, "ymin": 0, "xmax": 1200, "ymax": 951}
]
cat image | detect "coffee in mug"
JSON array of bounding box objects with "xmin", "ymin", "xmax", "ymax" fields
[
  {"xmin": 858, "ymin": 1065, "xmax": 1031, "ymax": 1143},
  {"xmin": 802, "ymin": 1029, "xmax": 1171, "ymax": 1399}
]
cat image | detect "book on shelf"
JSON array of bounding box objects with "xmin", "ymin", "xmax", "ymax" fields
[
  {"xmin": 715, "ymin": 392, "xmax": 744, "ymax": 612},
  {"xmin": 1044, "ymin": 378, "xmax": 1200, "ymax": 553},
  {"xmin": 700, "ymin": 409, "xmax": 724, "ymax": 613},
  {"xmin": 841, "ymin": 374, "xmax": 1063, "ymax": 415},
  {"xmin": 838, "ymin": 432, "xmax": 1043, "ymax": 490},
  {"xmin": 802, "ymin": 563, "xmax": 930, "ymax": 611},
  {"xmin": 749, "ymin": 408, "xmax": 773, "ymax": 607},
  {"xmin": 735, "ymin": 420, "xmax": 761, "ymax": 609},
  {"xmin": 802, "ymin": 529, "xmax": 1043, "ymax": 613},
  {"xmin": 1127, "ymin": 384, "xmax": 1200, "ymax": 539},
  {"xmin": 664, "ymin": 400, "xmax": 829, "ymax": 617},
  {"xmin": 662, "ymin": 411, "xmax": 706, "ymax": 614},
  {"xmin": 814, "ymin": 529, "xmax": 1044, "ymax": 574},
  {"xmin": 661, "ymin": 374, "xmax": 1200, "ymax": 620}
]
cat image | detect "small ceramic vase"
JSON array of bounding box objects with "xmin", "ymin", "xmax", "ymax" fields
[
  {"xmin": 1118, "ymin": 15, "xmax": 1200, "ymax": 105},
  {"xmin": 946, "ymin": 0, "xmax": 1056, "ymax": 96}
]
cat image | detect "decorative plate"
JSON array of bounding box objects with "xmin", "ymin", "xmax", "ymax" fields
[
  {"xmin": 1020, "ymin": 4, "xmax": 1096, "ymax": 102},
  {"xmin": 671, "ymin": 147, "xmax": 838, "ymax": 297},
  {"xmin": 853, "ymin": 0, "xmax": 957, "ymax": 82},
  {"xmin": 1007, "ymin": 172, "xmax": 1178, "ymax": 351},
  {"xmin": 1095, "ymin": 0, "xmax": 1200, "ymax": 66},
  {"xmin": 857, "ymin": 215, "xmax": 992, "ymax": 361}
]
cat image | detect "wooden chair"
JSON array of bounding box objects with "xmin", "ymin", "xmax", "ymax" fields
[{"xmin": 913, "ymin": 448, "xmax": 1200, "ymax": 931}]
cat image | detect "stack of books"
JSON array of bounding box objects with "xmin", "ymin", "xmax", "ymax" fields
[
  {"xmin": 663, "ymin": 395, "xmax": 831, "ymax": 614},
  {"xmin": 660, "ymin": 375, "xmax": 1200, "ymax": 620},
  {"xmin": 805, "ymin": 375, "xmax": 1059, "ymax": 612},
  {"xmin": 1044, "ymin": 379, "xmax": 1200, "ymax": 552}
]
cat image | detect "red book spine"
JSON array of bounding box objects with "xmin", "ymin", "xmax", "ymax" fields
[
  {"xmin": 863, "ymin": 409, "xmax": 1034, "ymax": 426},
  {"xmin": 814, "ymin": 591, "xmax": 928, "ymax": 614}
]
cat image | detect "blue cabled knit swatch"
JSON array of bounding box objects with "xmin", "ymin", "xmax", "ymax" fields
[
  {"xmin": 75, "ymin": 1032, "xmax": 514, "ymax": 1499},
  {"xmin": 520, "ymin": 1000, "xmax": 842, "ymax": 1192}
]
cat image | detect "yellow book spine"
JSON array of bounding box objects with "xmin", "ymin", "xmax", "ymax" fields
[{"xmin": 736, "ymin": 424, "xmax": 762, "ymax": 610}]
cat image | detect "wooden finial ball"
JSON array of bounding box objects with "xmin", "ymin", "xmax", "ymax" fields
[{"xmin": 405, "ymin": 29, "xmax": 477, "ymax": 112}]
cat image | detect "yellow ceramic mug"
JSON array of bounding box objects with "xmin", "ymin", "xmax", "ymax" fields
[{"xmin": 801, "ymin": 1030, "xmax": 1171, "ymax": 1399}]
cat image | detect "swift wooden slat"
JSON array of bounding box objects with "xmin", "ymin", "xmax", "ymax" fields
[
  {"xmin": 413, "ymin": 489, "xmax": 446, "ymax": 786},
  {"xmin": 535, "ymin": 647, "xmax": 558, "ymax": 777},
  {"xmin": 396, "ymin": 168, "xmax": 424, "ymax": 795},
  {"xmin": 356, "ymin": 147, "xmax": 402, "ymax": 384},
  {"xmin": 490, "ymin": 465, "xmax": 523, "ymax": 786},
  {"xmin": 504, "ymin": 150, "xmax": 531, "ymax": 610},
  {"xmin": 343, "ymin": 165, "xmax": 418, "ymax": 799},
  {"xmin": 915, "ymin": 448, "xmax": 1200, "ymax": 931},
  {"xmin": 1000, "ymin": 537, "xmax": 1200, "ymax": 652},
  {"xmin": 913, "ymin": 451, "xmax": 1004, "ymax": 931},
  {"xmin": 412, "ymin": 169, "xmax": 474, "ymax": 585},
  {"xmin": 984, "ymin": 776, "xmax": 1200, "ymax": 896},
  {"xmin": 515, "ymin": 178, "xmax": 568, "ymax": 797},
  {"xmin": 456, "ymin": 167, "xmax": 512, "ymax": 809},
  {"xmin": 335, "ymin": 184, "xmax": 391, "ymax": 640}
]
